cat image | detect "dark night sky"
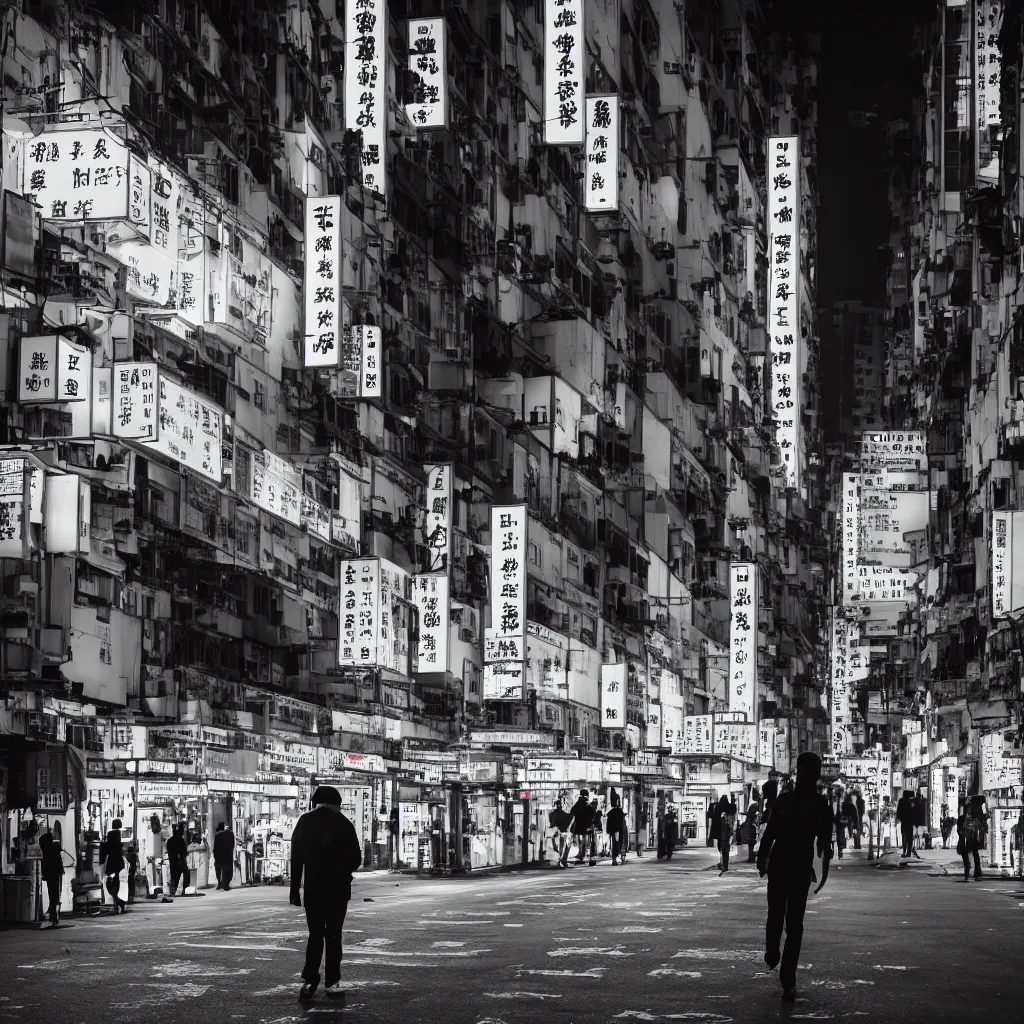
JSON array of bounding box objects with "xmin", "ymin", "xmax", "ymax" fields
[{"xmin": 772, "ymin": 0, "xmax": 918, "ymax": 436}]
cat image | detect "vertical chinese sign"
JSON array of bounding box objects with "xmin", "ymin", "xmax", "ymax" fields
[
  {"xmin": 600, "ymin": 663, "xmax": 626, "ymax": 730},
  {"xmin": 112, "ymin": 362, "xmax": 158, "ymax": 440},
  {"xmin": 728, "ymin": 562, "xmax": 757, "ymax": 724},
  {"xmin": 830, "ymin": 611, "xmax": 851, "ymax": 757},
  {"xmin": 975, "ymin": 0, "xmax": 1003, "ymax": 183},
  {"xmin": 842, "ymin": 472, "xmax": 860, "ymax": 606},
  {"xmin": 338, "ymin": 558, "xmax": 381, "ymax": 667},
  {"xmin": 413, "ymin": 573, "xmax": 450, "ymax": 674},
  {"xmin": 484, "ymin": 504, "xmax": 526, "ymax": 700},
  {"xmin": 990, "ymin": 511, "xmax": 1024, "ymax": 618},
  {"xmin": 0, "ymin": 459, "xmax": 28, "ymax": 558},
  {"xmin": 407, "ymin": 18, "xmax": 447, "ymax": 129},
  {"xmin": 422, "ymin": 464, "xmax": 452, "ymax": 571},
  {"xmin": 304, "ymin": 195, "xmax": 342, "ymax": 368},
  {"xmin": 584, "ymin": 95, "xmax": 618, "ymax": 211},
  {"xmin": 766, "ymin": 136, "xmax": 801, "ymax": 490},
  {"xmin": 344, "ymin": 0, "xmax": 387, "ymax": 195},
  {"xmin": 543, "ymin": 0, "xmax": 585, "ymax": 146}
]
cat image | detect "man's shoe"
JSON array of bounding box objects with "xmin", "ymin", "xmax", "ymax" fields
[
  {"xmin": 299, "ymin": 981, "xmax": 319, "ymax": 1001},
  {"xmin": 782, "ymin": 987, "xmax": 797, "ymax": 1002},
  {"xmin": 765, "ymin": 951, "xmax": 780, "ymax": 971},
  {"xmin": 325, "ymin": 983, "xmax": 344, "ymax": 999}
]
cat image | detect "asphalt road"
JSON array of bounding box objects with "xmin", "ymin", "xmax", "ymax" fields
[{"xmin": 1, "ymin": 847, "xmax": 1021, "ymax": 1024}]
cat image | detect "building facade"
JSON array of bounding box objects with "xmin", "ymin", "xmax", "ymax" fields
[
  {"xmin": 827, "ymin": 0, "xmax": 1024, "ymax": 872},
  {"xmin": 0, "ymin": 0, "xmax": 827, "ymax": 911}
]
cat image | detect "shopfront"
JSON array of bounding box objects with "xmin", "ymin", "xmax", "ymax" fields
[
  {"xmin": 316, "ymin": 748, "xmax": 388, "ymax": 867},
  {"xmin": 135, "ymin": 779, "xmax": 210, "ymax": 892}
]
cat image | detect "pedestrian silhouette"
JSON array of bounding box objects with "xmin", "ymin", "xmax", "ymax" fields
[
  {"xmin": 290, "ymin": 785, "xmax": 363, "ymax": 1001},
  {"xmin": 757, "ymin": 751, "xmax": 834, "ymax": 1002}
]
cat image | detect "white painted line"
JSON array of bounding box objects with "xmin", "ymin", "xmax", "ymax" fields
[
  {"xmin": 484, "ymin": 992, "xmax": 563, "ymax": 1000},
  {"xmin": 546, "ymin": 946, "xmax": 633, "ymax": 958}
]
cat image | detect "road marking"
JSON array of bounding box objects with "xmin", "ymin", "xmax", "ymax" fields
[
  {"xmin": 617, "ymin": 926, "xmax": 663, "ymax": 933},
  {"xmin": 648, "ymin": 968, "xmax": 702, "ymax": 978},
  {"xmin": 613, "ymin": 1012, "xmax": 733, "ymax": 1021},
  {"xmin": 431, "ymin": 941, "xmax": 466, "ymax": 948},
  {"xmin": 546, "ymin": 946, "xmax": 633, "ymax": 957},
  {"xmin": 514, "ymin": 967, "xmax": 606, "ymax": 978},
  {"xmin": 484, "ymin": 991, "xmax": 563, "ymax": 1000},
  {"xmin": 873, "ymin": 965, "xmax": 919, "ymax": 971},
  {"xmin": 672, "ymin": 949, "xmax": 762, "ymax": 962}
]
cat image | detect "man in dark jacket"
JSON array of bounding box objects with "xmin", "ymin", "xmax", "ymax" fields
[
  {"xmin": 165, "ymin": 822, "xmax": 189, "ymax": 898},
  {"xmin": 606, "ymin": 793, "xmax": 627, "ymax": 865},
  {"xmin": 39, "ymin": 832, "xmax": 65, "ymax": 927},
  {"xmin": 896, "ymin": 791, "xmax": 915, "ymax": 858},
  {"xmin": 291, "ymin": 785, "xmax": 363, "ymax": 1001},
  {"xmin": 568, "ymin": 789, "xmax": 593, "ymax": 865},
  {"xmin": 213, "ymin": 822, "xmax": 236, "ymax": 890},
  {"xmin": 757, "ymin": 751, "xmax": 834, "ymax": 1002}
]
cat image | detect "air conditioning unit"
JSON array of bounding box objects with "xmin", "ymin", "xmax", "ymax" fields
[{"xmin": 461, "ymin": 628, "xmax": 474, "ymax": 642}]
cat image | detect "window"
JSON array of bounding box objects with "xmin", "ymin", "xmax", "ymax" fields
[{"xmin": 254, "ymin": 380, "xmax": 265, "ymax": 410}]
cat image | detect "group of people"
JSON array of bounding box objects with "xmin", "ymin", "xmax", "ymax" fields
[{"xmin": 548, "ymin": 789, "xmax": 629, "ymax": 867}]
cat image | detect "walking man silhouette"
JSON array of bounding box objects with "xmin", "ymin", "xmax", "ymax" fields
[{"xmin": 756, "ymin": 750, "xmax": 834, "ymax": 1002}]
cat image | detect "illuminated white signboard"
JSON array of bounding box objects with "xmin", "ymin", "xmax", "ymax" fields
[
  {"xmin": 976, "ymin": 0, "xmax": 1004, "ymax": 183},
  {"xmin": 991, "ymin": 510, "xmax": 1024, "ymax": 618},
  {"xmin": 830, "ymin": 612, "xmax": 851, "ymax": 757},
  {"xmin": 584, "ymin": 96, "xmax": 619, "ymax": 212},
  {"xmin": 767, "ymin": 135, "xmax": 801, "ymax": 489},
  {"xmin": 423, "ymin": 464, "xmax": 452, "ymax": 571},
  {"xmin": 713, "ymin": 721, "xmax": 757, "ymax": 763},
  {"xmin": 543, "ymin": 0, "xmax": 584, "ymax": 146},
  {"xmin": 728, "ymin": 562, "xmax": 757, "ymax": 723},
  {"xmin": 344, "ymin": 0, "xmax": 387, "ymax": 194},
  {"xmin": 413, "ymin": 573, "xmax": 449, "ymax": 673},
  {"xmin": 0, "ymin": 459, "xmax": 27, "ymax": 557},
  {"xmin": 407, "ymin": 18, "xmax": 447, "ymax": 129},
  {"xmin": 251, "ymin": 449, "xmax": 302, "ymax": 526},
  {"xmin": 487, "ymin": 504, "xmax": 526, "ymax": 662},
  {"xmin": 112, "ymin": 362, "xmax": 158, "ymax": 440},
  {"xmin": 600, "ymin": 663, "xmax": 626, "ymax": 728},
  {"xmin": 842, "ymin": 472, "xmax": 860, "ymax": 605},
  {"xmin": 678, "ymin": 714, "xmax": 713, "ymax": 755},
  {"xmin": 338, "ymin": 558, "xmax": 381, "ymax": 667},
  {"xmin": 24, "ymin": 129, "xmax": 143, "ymax": 222},
  {"xmin": 303, "ymin": 195, "xmax": 342, "ymax": 368},
  {"xmin": 146, "ymin": 375, "xmax": 223, "ymax": 483}
]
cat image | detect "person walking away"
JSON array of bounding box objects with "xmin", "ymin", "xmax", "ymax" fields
[
  {"xmin": 744, "ymin": 804, "xmax": 759, "ymax": 863},
  {"xmin": 290, "ymin": 785, "xmax": 363, "ymax": 1001},
  {"xmin": 549, "ymin": 797, "xmax": 572, "ymax": 868},
  {"xmin": 589, "ymin": 800, "xmax": 602, "ymax": 866},
  {"xmin": 830, "ymin": 788, "xmax": 846, "ymax": 861},
  {"xmin": 710, "ymin": 798, "xmax": 723, "ymax": 868},
  {"xmin": 103, "ymin": 818, "xmax": 127, "ymax": 914},
  {"xmin": 607, "ymin": 793, "xmax": 627, "ymax": 864},
  {"xmin": 717, "ymin": 796, "xmax": 737, "ymax": 873},
  {"xmin": 569, "ymin": 789, "xmax": 593, "ymax": 866},
  {"xmin": 912, "ymin": 791, "xmax": 927, "ymax": 855},
  {"xmin": 214, "ymin": 822, "xmax": 236, "ymax": 890},
  {"xmin": 636, "ymin": 802, "xmax": 648, "ymax": 857},
  {"xmin": 896, "ymin": 791, "xmax": 914, "ymax": 859},
  {"xmin": 940, "ymin": 803, "xmax": 955, "ymax": 849},
  {"xmin": 664, "ymin": 806, "xmax": 679, "ymax": 859},
  {"xmin": 854, "ymin": 790, "xmax": 865, "ymax": 849},
  {"xmin": 39, "ymin": 832, "xmax": 65, "ymax": 927},
  {"xmin": 957, "ymin": 796, "xmax": 987, "ymax": 881},
  {"xmin": 841, "ymin": 792, "xmax": 858, "ymax": 849},
  {"xmin": 757, "ymin": 751, "xmax": 834, "ymax": 1002},
  {"xmin": 126, "ymin": 841, "xmax": 139, "ymax": 903},
  {"xmin": 165, "ymin": 822, "xmax": 189, "ymax": 900}
]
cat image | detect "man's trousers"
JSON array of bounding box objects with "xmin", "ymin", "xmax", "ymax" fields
[{"xmin": 765, "ymin": 874, "xmax": 810, "ymax": 990}]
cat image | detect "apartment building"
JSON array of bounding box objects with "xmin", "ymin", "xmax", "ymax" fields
[
  {"xmin": 829, "ymin": 0, "xmax": 1023, "ymax": 870},
  {"xmin": 0, "ymin": 0, "xmax": 827, "ymax": 905}
]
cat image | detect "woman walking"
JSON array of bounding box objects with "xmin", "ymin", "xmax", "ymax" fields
[{"xmin": 103, "ymin": 818, "xmax": 128, "ymax": 914}]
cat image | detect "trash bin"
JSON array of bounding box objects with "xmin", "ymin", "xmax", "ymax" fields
[{"xmin": 2, "ymin": 876, "xmax": 35, "ymax": 923}]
